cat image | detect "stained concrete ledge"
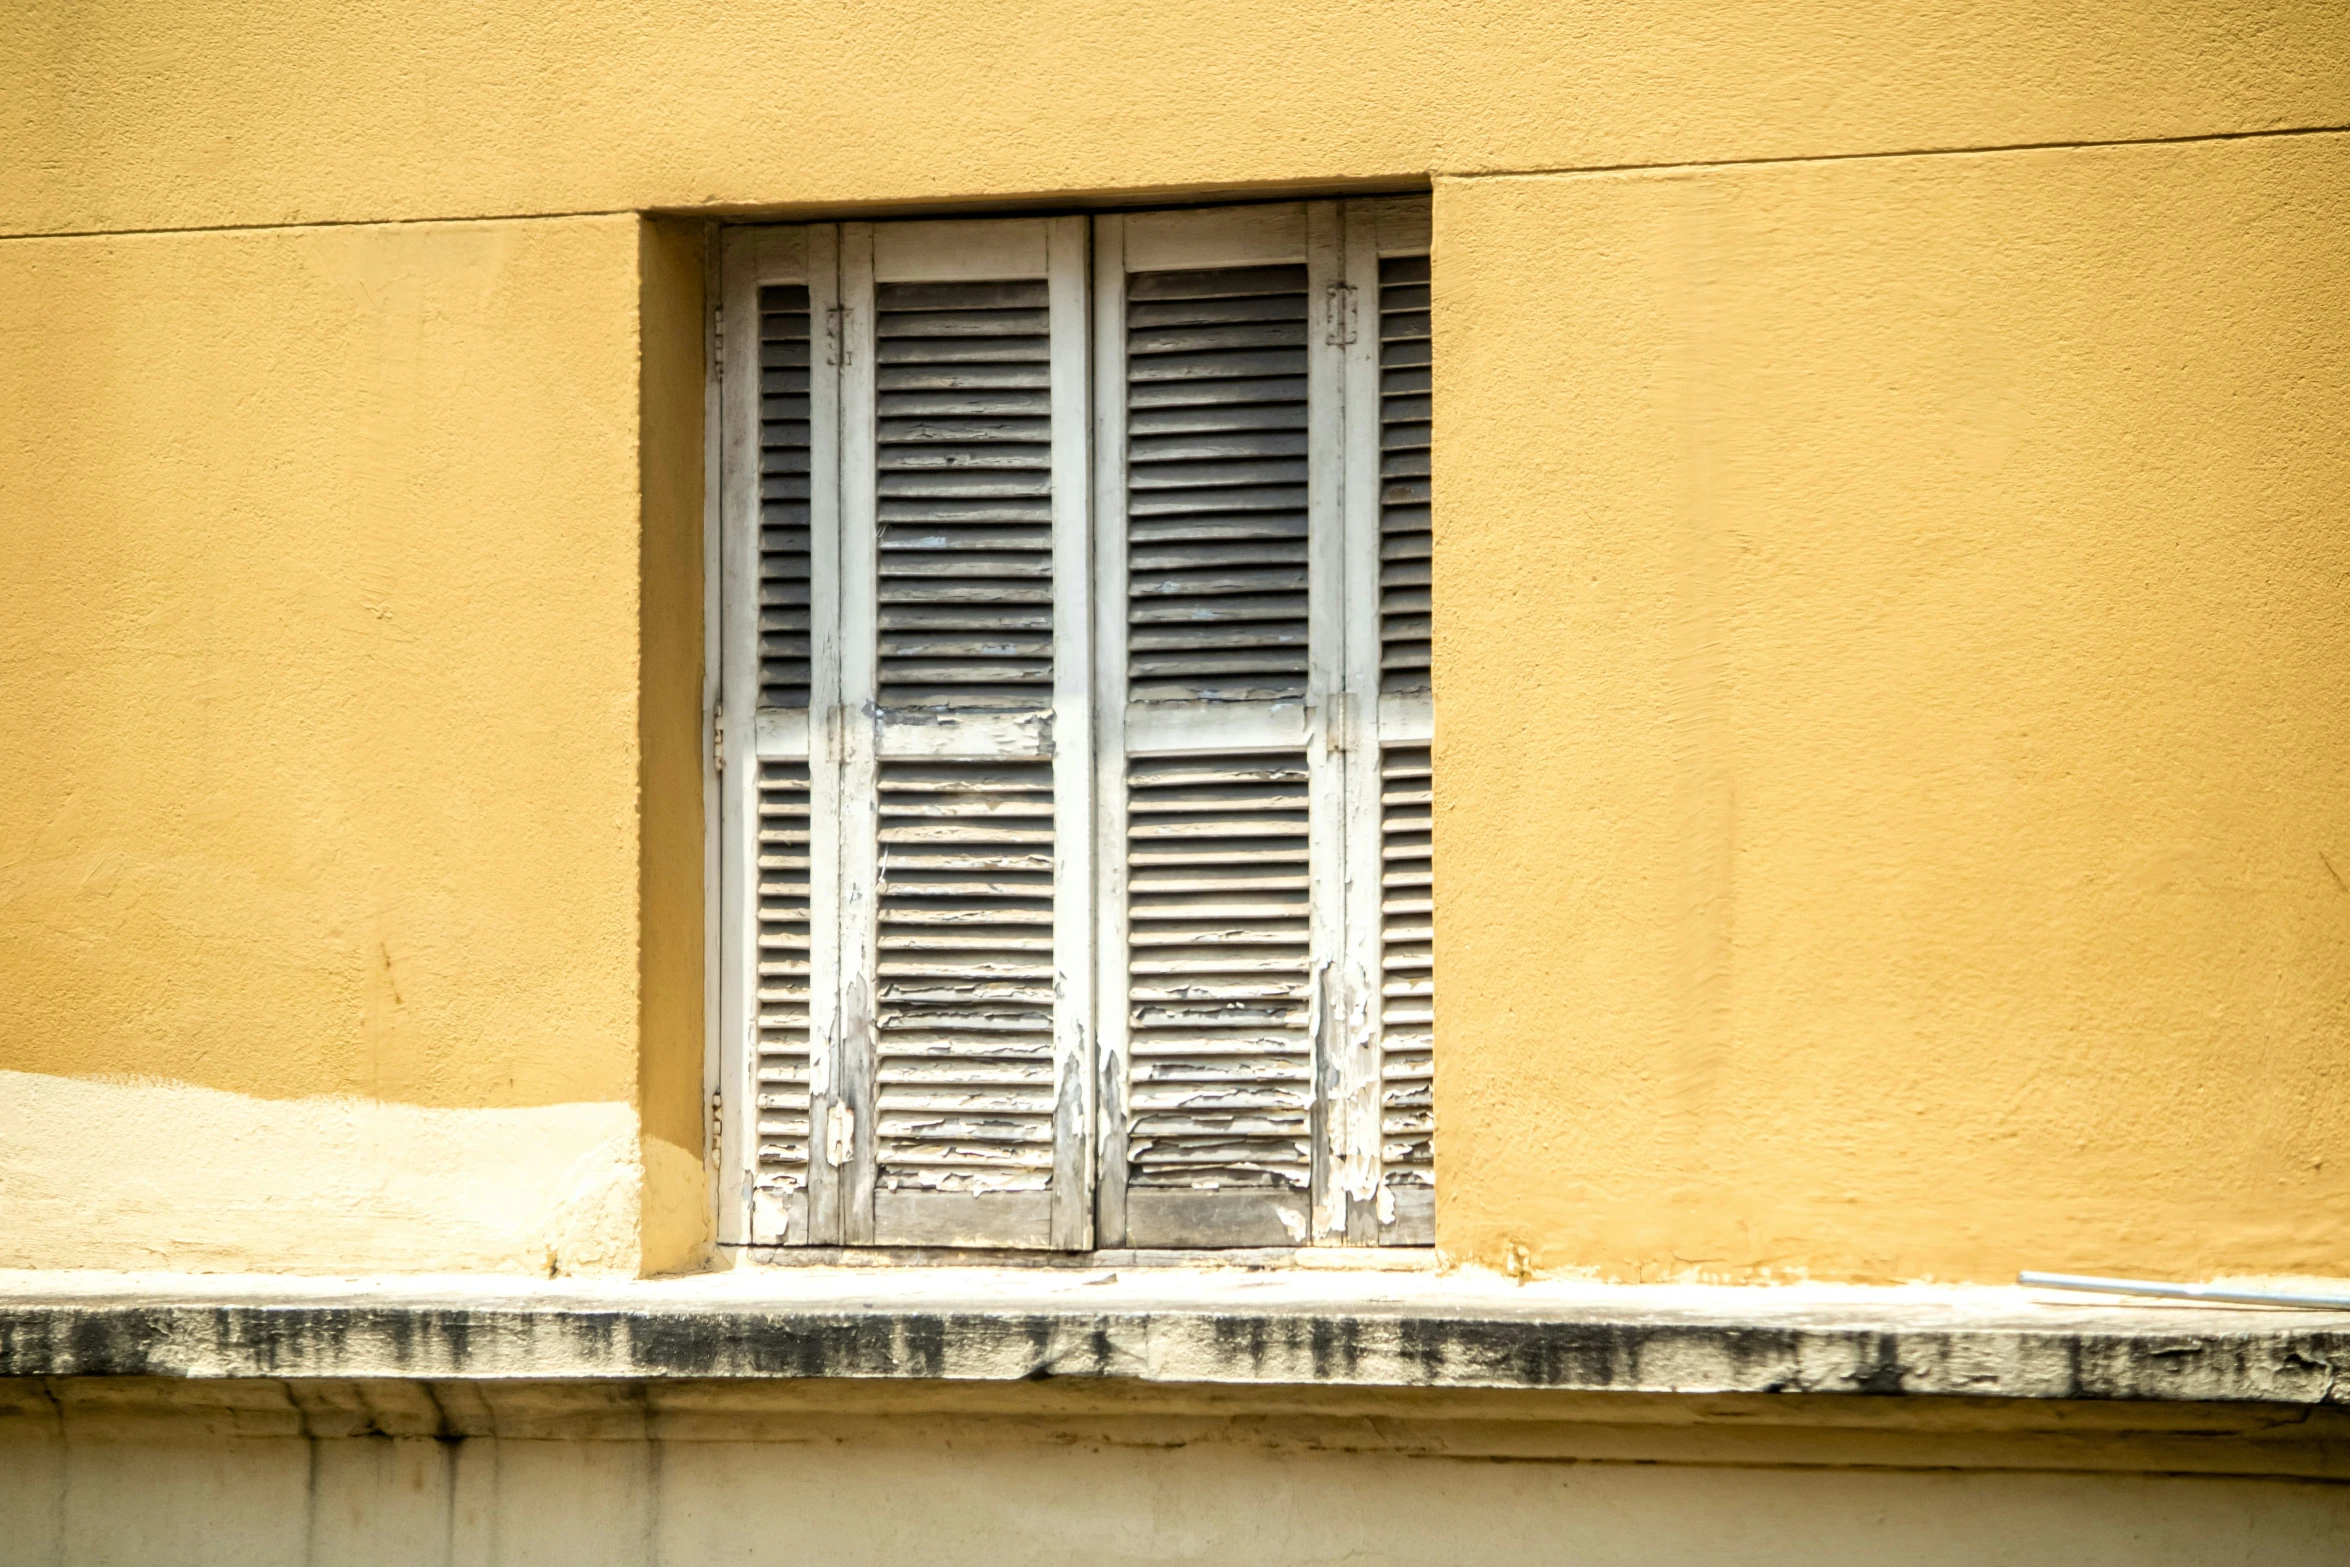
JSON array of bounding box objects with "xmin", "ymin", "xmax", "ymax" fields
[{"xmin": 2, "ymin": 1268, "xmax": 2346, "ymax": 1406}]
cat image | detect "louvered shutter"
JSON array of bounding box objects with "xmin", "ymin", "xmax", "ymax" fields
[
  {"xmin": 828, "ymin": 218, "xmax": 1095, "ymax": 1249},
  {"xmin": 1344, "ymin": 199, "xmax": 1437, "ymax": 1244},
  {"xmin": 1089, "ymin": 204, "xmax": 1338, "ymax": 1246},
  {"xmin": 722, "ymin": 203, "xmax": 1431, "ymax": 1253},
  {"xmin": 1091, "ymin": 198, "xmax": 1435, "ymax": 1249},
  {"xmin": 718, "ymin": 224, "xmax": 847, "ymax": 1246}
]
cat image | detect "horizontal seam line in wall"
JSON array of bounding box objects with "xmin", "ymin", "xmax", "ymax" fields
[
  {"xmin": 0, "ymin": 208, "xmax": 641, "ymax": 244},
  {"xmin": 1439, "ymin": 121, "xmax": 2350, "ymax": 184},
  {"xmin": 4, "ymin": 121, "xmax": 2344, "ymax": 243}
]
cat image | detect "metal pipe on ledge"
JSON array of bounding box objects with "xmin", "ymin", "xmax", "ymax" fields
[{"xmin": 2020, "ymin": 1271, "xmax": 2350, "ymax": 1312}]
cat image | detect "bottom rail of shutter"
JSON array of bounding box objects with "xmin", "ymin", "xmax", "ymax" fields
[
  {"xmin": 1381, "ymin": 1185, "xmax": 1434, "ymax": 1246},
  {"xmin": 1123, "ymin": 1189, "xmax": 1312, "ymax": 1248},
  {"xmin": 872, "ymin": 1190, "xmax": 1057, "ymax": 1249}
]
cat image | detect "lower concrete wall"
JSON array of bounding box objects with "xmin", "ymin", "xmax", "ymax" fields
[{"xmin": 4, "ymin": 1381, "xmax": 2345, "ymax": 1566}]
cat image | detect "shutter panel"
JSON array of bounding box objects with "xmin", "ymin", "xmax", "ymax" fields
[
  {"xmin": 723, "ymin": 203, "xmax": 1431, "ymax": 1253},
  {"xmin": 1351, "ymin": 199, "xmax": 1437, "ymax": 1244},
  {"xmin": 1375, "ymin": 254, "xmax": 1433, "ymax": 702},
  {"xmin": 720, "ymin": 224, "xmax": 846, "ymax": 1246},
  {"xmin": 837, "ymin": 218, "xmax": 1094, "ymax": 1249},
  {"xmin": 1095, "ymin": 204, "xmax": 1346, "ymax": 1247}
]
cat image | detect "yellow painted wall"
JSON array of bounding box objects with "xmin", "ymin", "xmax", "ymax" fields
[
  {"xmin": 0, "ymin": 215, "xmax": 700, "ymax": 1272},
  {"xmin": 1, "ymin": 1, "xmax": 2344, "ymax": 1278},
  {"xmin": 1436, "ymin": 133, "xmax": 2350, "ymax": 1281},
  {"xmin": 3, "ymin": 2, "xmax": 2345, "ymax": 234}
]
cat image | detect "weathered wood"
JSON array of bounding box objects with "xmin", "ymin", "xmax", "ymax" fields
[
  {"xmin": 1128, "ymin": 373, "xmax": 1308, "ymax": 409},
  {"xmin": 1127, "ymin": 263, "xmax": 1310, "ymax": 301},
  {"xmin": 876, "ymin": 279, "xmax": 1049, "ymax": 312},
  {"xmin": 1128, "ymin": 320, "xmax": 1310, "ymax": 356},
  {"xmin": 1126, "ymin": 346, "xmax": 1310, "ymax": 383},
  {"xmin": 1127, "ymin": 291, "xmax": 1308, "ymax": 326}
]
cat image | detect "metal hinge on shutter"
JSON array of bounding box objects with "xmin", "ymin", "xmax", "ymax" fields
[
  {"xmin": 1324, "ymin": 282, "xmax": 1358, "ymax": 346},
  {"xmin": 824, "ymin": 306, "xmax": 847, "ymax": 368},
  {"xmin": 711, "ymin": 703, "xmax": 725, "ymax": 773}
]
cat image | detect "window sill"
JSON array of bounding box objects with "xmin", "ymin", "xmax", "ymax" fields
[{"xmin": 3, "ymin": 1266, "xmax": 2345, "ymax": 1407}]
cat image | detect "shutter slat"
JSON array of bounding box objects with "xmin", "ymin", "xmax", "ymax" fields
[
  {"xmin": 1129, "ymin": 375, "xmax": 1309, "ymax": 410},
  {"xmin": 1127, "ymin": 295, "xmax": 1310, "ymax": 329},
  {"xmin": 757, "ymin": 284, "xmax": 816, "ymax": 710},
  {"xmin": 1127, "ymin": 264, "xmax": 1314, "ymax": 301},
  {"xmin": 873, "ymin": 759, "xmax": 1059, "ymax": 1196}
]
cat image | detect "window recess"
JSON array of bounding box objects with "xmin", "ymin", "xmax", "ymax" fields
[{"xmin": 717, "ymin": 197, "xmax": 1433, "ymax": 1253}]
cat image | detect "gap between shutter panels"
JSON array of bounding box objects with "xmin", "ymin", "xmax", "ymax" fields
[
  {"xmin": 755, "ymin": 760, "xmax": 814, "ymax": 1196},
  {"xmin": 875, "ymin": 281, "xmax": 1055, "ymax": 716},
  {"xmin": 1379, "ymin": 744, "xmax": 1434, "ymax": 1189},
  {"xmin": 1378, "ymin": 256, "xmax": 1432, "ymax": 700},
  {"xmin": 1126, "ymin": 265, "xmax": 1311, "ymax": 705},
  {"xmin": 758, "ymin": 286, "xmax": 816, "ymax": 711},
  {"xmin": 874, "ymin": 760, "xmax": 1058, "ymax": 1193},
  {"xmin": 1126, "ymin": 753, "xmax": 1314, "ymax": 1191}
]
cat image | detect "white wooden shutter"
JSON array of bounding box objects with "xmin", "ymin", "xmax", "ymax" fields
[
  {"xmin": 1091, "ymin": 197, "xmax": 1435, "ymax": 1250},
  {"xmin": 833, "ymin": 218, "xmax": 1094, "ymax": 1249},
  {"xmin": 1347, "ymin": 198, "xmax": 1437, "ymax": 1244},
  {"xmin": 719, "ymin": 224, "xmax": 847, "ymax": 1247},
  {"xmin": 1091, "ymin": 204, "xmax": 1337, "ymax": 1246},
  {"xmin": 722, "ymin": 202, "xmax": 1430, "ymax": 1253}
]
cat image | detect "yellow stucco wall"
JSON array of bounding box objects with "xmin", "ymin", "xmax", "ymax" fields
[
  {"xmin": 1436, "ymin": 133, "xmax": 2350, "ymax": 1282},
  {"xmin": 0, "ymin": 216, "xmax": 687, "ymax": 1272},
  {"xmin": 1, "ymin": 2, "xmax": 2344, "ymax": 1278},
  {"xmin": 4, "ymin": 2, "xmax": 2346, "ymax": 234}
]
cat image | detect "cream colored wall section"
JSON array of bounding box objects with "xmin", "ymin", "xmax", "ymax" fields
[
  {"xmin": 0, "ymin": 1072, "xmax": 643, "ymax": 1273},
  {"xmin": 0, "ymin": 216, "xmax": 670, "ymax": 1272},
  {"xmin": 2, "ymin": 1397, "xmax": 2345, "ymax": 1565},
  {"xmin": 3, "ymin": 2, "xmax": 2346, "ymax": 235},
  {"xmin": 1434, "ymin": 133, "xmax": 2350, "ymax": 1283}
]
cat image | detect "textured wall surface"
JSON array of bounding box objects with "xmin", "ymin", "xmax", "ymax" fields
[
  {"xmin": 1, "ymin": 1, "xmax": 2344, "ymax": 1279},
  {"xmin": 3, "ymin": 1, "xmax": 2346, "ymax": 233},
  {"xmin": 4, "ymin": 1382, "xmax": 2348, "ymax": 1567},
  {"xmin": 1434, "ymin": 132, "xmax": 2350, "ymax": 1280},
  {"xmin": 0, "ymin": 216, "xmax": 676, "ymax": 1271}
]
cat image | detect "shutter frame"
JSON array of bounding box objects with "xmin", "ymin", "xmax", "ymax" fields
[{"xmin": 721, "ymin": 199, "xmax": 1433, "ymax": 1253}]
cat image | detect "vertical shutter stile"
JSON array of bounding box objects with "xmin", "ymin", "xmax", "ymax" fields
[
  {"xmin": 832, "ymin": 222, "xmax": 882, "ymax": 1244},
  {"xmin": 1090, "ymin": 216, "xmax": 1135, "ymax": 1244},
  {"xmin": 1333, "ymin": 204, "xmax": 1388, "ymax": 1244},
  {"xmin": 1306, "ymin": 200, "xmax": 1371, "ymax": 1243},
  {"xmin": 1044, "ymin": 217, "xmax": 1097, "ymax": 1252}
]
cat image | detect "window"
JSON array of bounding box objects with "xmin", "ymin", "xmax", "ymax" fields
[{"xmin": 715, "ymin": 199, "xmax": 1432, "ymax": 1251}]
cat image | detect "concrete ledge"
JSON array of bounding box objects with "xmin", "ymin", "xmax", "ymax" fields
[{"xmin": 3, "ymin": 1269, "xmax": 2346, "ymax": 1405}]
